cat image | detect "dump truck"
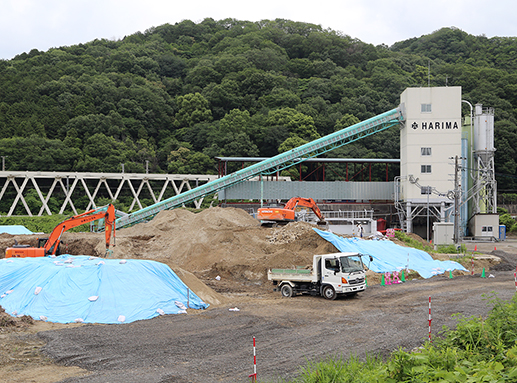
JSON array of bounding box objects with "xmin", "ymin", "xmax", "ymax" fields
[{"xmin": 267, "ymin": 252, "xmax": 370, "ymax": 300}]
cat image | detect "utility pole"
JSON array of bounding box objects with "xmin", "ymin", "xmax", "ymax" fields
[
  {"xmin": 427, "ymin": 186, "xmax": 430, "ymax": 242},
  {"xmin": 1, "ymin": 156, "xmax": 6, "ymax": 171},
  {"xmin": 453, "ymin": 155, "xmax": 460, "ymax": 244}
]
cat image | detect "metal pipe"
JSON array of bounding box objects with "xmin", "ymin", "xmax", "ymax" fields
[{"xmin": 462, "ymin": 100, "xmax": 473, "ymax": 177}]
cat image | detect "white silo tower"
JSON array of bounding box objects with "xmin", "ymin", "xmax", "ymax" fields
[
  {"xmin": 468, "ymin": 104, "xmax": 498, "ymax": 239},
  {"xmin": 472, "ymin": 104, "xmax": 496, "ymax": 215}
]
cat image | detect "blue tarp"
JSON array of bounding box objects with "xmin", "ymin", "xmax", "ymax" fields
[
  {"xmin": 0, "ymin": 255, "xmax": 209, "ymax": 324},
  {"xmin": 315, "ymin": 229, "xmax": 467, "ymax": 278},
  {"xmin": 0, "ymin": 225, "xmax": 33, "ymax": 235}
]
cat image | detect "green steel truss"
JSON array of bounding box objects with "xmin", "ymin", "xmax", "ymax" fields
[{"xmin": 114, "ymin": 107, "xmax": 404, "ymax": 229}]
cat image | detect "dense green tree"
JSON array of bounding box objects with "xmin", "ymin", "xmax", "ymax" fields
[
  {"xmin": 174, "ymin": 93, "xmax": 213, "ymax": 129},
  {"xmin": 335, "ymin": 113, "xmax": 360, "ymax": 131},
  {"xmin": 0, "ymin": 19, "xmax": 515, "ymax": 193},
  {"xmin": 278, "ymin": 135, "xmax": 308, "ymax": 152},
  {"xmin": 266, "ymin": 108, "xmax": 320, "ymax": 143}
]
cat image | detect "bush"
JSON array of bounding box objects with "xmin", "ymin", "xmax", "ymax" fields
[{"xmin": 500, "ymin": 213, "xmax": 516, "ymax": 229}]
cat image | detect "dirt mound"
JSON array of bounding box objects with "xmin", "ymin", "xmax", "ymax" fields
[
  {"xmin": 112, "ymin": 208, "xmax": 332, "ymax": 273},
  {"xmin": 266, "ymin": 222, "xmax": 320, "ymax": 244},
  {"xmin": 406, "ymin": 232, "xmax": 430, "ymax": 247},
  {"xmin": 488, "ymin": 250, "xmax": 517, "ymax": 271},
  {"xmin": 0, "ymin": 307, "xmax": 33, "ymax": 332}
]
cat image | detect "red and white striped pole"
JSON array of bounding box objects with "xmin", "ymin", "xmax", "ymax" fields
[
  {"xmin": 471, "ymin": 255, "xmax": 474, "ymax": 276},
  {"xmin": 249, "ymin": 336, "xmax": 257, "ymax": 382},
  {"xmin": 428, "ymin": 296, "xmax": 432, "ymax": 342},
  {"xmin": 514, "ymin": 266, "xmax": 517, "ymax": 291}
]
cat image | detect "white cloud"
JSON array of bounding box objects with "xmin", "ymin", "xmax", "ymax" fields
[{"xmin": 0, "ymin": 0, "xmax": 514, "ymax": 59}]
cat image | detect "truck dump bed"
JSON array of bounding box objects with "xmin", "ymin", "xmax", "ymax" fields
[{"xmin": 267, "ymin": 267, "xmax": 317, "ymax": 283}]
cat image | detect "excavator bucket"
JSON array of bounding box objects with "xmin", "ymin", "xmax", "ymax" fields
[{"xmin": 316, "ymin": 221, "xmax": 329, "ymax": 230}]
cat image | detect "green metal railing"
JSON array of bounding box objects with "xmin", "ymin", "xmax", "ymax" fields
[{"xmin": 113, "ymin": 107, "xmax": 404, "ymax": 229}]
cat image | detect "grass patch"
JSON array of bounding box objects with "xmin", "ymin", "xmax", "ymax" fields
[
  {"xmin": 394, "ymin": 231, "xmax": 467, "ymax": 254},
  {"xmin": 0, "ymin": 214, "xmax": 90, "ymax": 233}
]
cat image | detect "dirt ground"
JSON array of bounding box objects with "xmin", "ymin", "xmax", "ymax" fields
[{"xmin": 0, "ymin": 207, "xmax": 516, "ymax": 383}]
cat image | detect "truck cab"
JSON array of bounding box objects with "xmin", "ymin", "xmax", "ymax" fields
[
  {"xmin": 268, "ymin": 252, "xmax": 369, "ymax": 300},
  {"xmin": 316, "ymin": 253, "xmax": 367, "ymax": 299}
]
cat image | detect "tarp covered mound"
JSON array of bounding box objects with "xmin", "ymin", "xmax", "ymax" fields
[
  {"xmin": 0, "ymin": 225, "xmax": 33, "ymax": 235},
  {"xmin": 0, "ymin": 255, "xmax": 209, "ymax": 324},
  {"xmin": 315, "ymin": 229, "xmax": 467, "ymax": 278}
]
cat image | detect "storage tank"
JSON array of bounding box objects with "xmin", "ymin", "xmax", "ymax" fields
[{"xmin": 473, "ymin": 104, "xmax": 495, "ymax": 159}]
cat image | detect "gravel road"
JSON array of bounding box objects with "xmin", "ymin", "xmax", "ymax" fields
[{"xmin": 39, "ymin": 270, "xmax": 516, "ymax": 383}]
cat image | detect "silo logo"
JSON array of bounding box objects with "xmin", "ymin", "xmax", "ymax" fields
[{"xmin": 411, "ymin": 121, "xmax": 459, "ymax": 130}]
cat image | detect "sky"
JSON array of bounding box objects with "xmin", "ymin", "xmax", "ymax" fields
[{"xmin": 1, "ymin": 0, "xmax": 515, "ymax": 60}]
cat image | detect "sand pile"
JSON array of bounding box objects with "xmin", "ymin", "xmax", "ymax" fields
[{"xmin": 107, "ymin": 208, "xmax": 334, "ymax": 274}]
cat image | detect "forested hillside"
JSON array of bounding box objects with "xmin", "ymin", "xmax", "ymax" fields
[{"xmin": 0, "ymin": 19, "xmax": 516, "ymax": 189}]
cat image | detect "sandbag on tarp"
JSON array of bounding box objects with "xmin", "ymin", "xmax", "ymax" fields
[
  {"xmin": 0, "ymin": 255, "xmax": 209, "ymax": 324},
  {"xmin": 314, "ymin": 229, "xmax": 467, "ymax": 278}
]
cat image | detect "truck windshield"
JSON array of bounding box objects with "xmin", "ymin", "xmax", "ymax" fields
[{"xmin": 340, "ymin": 256, "xmax": 363, "ymax": 273}]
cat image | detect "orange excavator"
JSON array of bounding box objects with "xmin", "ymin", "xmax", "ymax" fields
[
  {"xmin": 5, "ymin": 204, "xmax": 116, "ymax": 258},
  {"xmin": 256, "ymin": 197, "xmax": 326, "ymax": 227}
]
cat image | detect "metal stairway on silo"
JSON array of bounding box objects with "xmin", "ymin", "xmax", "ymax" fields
[{"xmin": 113, "ymin": 107, "xmax": 405, "ymax": 229}]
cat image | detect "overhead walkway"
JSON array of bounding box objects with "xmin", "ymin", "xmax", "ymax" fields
[{"xmin": 114, "ymin": 107, "xmax": 404, "ymax": 229}]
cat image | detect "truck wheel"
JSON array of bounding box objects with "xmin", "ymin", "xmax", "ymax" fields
[
  {"xmin": 322, "ymin": 285, "xmax": 337, "ymax": 300},
  {"xmin": 280, "ymin": 284, "xmax": 293, "ymax": 298}
]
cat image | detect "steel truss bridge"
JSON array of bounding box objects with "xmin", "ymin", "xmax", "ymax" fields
[{"xmin": 0, "ymin": 171, "xmax": 217, "ymax": 217}]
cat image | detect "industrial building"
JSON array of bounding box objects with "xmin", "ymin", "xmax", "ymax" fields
[{"xmin": 396, "ymin": 87, "xmax": 497, "ymax": 244}]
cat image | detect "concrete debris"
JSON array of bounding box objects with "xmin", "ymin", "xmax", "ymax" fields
[{"xmin": 266, "ymin": 222, "xmax": 317, "ymax": 244}]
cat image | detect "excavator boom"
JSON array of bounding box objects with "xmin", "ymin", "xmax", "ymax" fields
[
  {"xmin": 283, "ymin": 197, "xmax": 325, "ymax": 222},
  {"xmin": 5, "ymin": 204, "xmax": 116, "ymax": 258}
]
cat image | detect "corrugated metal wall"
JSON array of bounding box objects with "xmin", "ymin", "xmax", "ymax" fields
[{"xmin": 219, "ymin": 181, "xmax": 395, "ymax": 201}]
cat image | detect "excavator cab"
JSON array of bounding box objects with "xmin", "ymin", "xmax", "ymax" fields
[
  {"xmin": 37, "ymin": 237, "xmax": 62, "ymax": 256},
  {"xmin": 37, "ymin": 238, "xmax": 48, "ymax": 248}
]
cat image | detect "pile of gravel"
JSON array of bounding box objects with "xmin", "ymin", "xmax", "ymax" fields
[{"xmin": 489, "ymin": 250, "xmax": 517, "ymax": 271}]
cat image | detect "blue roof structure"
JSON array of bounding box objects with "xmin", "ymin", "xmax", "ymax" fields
[{"xmin": 0, "ymin": 255, "xmax": 208, "ymax": 324}]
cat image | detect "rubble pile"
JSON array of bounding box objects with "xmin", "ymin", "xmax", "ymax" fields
[{"xmin": 266, "ymin": 222, "xmax": 318, "ymax": 244}]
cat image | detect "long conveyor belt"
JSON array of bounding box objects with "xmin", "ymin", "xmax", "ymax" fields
[{"xmin": 114, "ymin": 107, "xmax": 404, "ymax": 229}]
